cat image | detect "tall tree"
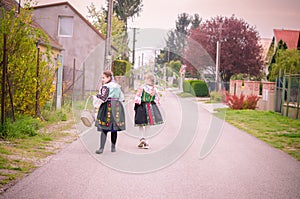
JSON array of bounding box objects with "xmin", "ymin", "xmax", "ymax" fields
[
  {"xmin": 184, "ymin": 15, "xmax": 263, "ymax": 82},
  {"xmin": 87, "ymin": 3, "xmax": 129, "ymax": 58},
  {"xmin": 191, "ymin": 13, "xmax": 201, "ymax": 30},
  {"xmin": 268, "ymin": 49, "xmax": 300, "ymax": 81},
  {"xmin": 165, "ymin": 13, "xmax": 191, "ymax": 63},
  {"xmin": 113, "ymin": 0, "xmax": 143, "ymax": 29},
  {"xmin": 267, "ymin": 39, "xmax": 287, "ymax": 80}
]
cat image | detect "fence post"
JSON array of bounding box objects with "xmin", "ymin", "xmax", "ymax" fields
[
  {"xmin": 286, "ymin": 75, "xmax": 291, "ymax": 117},
  {"xmin": 82, "ymin": 62, "xmax": 85, "ymax": 100},
  {"xmin": 56, "ymin": 55, "xmax": 63, "ymax": 109},
  {"xmin": 1, "ymin": 34, "xmax": 7, "ymax": 125},
  {"xmin": 281, "ymin": 75, "xmax": 286, "ymax": 116},
  {"xmin": 296, "ymin": 78, "xmax": 300, "ymax": 119}
]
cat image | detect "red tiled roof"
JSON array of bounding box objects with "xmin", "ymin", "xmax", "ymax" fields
[{"xmin": 273, "ymin": 29, "xmax": 300, "ymax": 49}]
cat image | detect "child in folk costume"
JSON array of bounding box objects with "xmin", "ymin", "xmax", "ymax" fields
[
  {"xmin": 94, "ymin": 70, "xmax": 126, "ymax": 154},
  {"xmin": 134, "ymin": 73, "xmax": 163, "ymax": 149}
]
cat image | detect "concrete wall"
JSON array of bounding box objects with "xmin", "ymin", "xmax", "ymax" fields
[
  {"xmin": 257, "ymin": 82, "xmax": 276, "ymax": 111},
  {"xmin": 243, "ymin": 81, "xmax": 260, "ymax": 96},
  {"xmin": 230, "ymin": 80, "xmax": 276, "ymax": 111}
]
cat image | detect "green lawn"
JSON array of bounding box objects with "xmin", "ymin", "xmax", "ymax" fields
[{"xmin": 214, "ymin": 109, "xmax": 300, "ymax": 160}]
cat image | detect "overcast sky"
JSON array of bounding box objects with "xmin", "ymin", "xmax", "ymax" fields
[{"xmin": 36, "ymin": 0, "xmax": 300, "ymax": 39}]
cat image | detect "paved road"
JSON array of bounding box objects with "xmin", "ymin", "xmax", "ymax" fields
[{"xmin": 1, "ymin": 90, "xmax": 299, "ymax": 199}]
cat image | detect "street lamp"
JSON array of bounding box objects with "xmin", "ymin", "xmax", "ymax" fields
[{"xmin": 215, "ymin": 23, "xmax": 224, "ymax": 91}]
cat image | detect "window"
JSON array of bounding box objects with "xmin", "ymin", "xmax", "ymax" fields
[{"xmin": 58, "ymin": 16, "xmax": 73, "ymax": 37}]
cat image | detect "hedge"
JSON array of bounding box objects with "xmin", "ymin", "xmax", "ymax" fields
[
  {"xmin": 183, "ymin": 80, "xmax": 209, "ymax": 97},
  {"xmin": 191, "ymin": 81, "xmax": 209, "ymax": 97},
  {"xmin": 113, "ymin": 60, "xmax": 132, "ymax": 76}
]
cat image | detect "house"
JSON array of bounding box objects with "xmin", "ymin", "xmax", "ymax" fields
[
  {"xmin": 259, "ymin": 38, "xmax": 273, "ymax": 77},
  {"xmin": 32, "ymin": 1, "xmax": 108, "ymax": 94},
  {"xmin": 273, "ymin": 29, "xmax": 300, "ymax": 50}
]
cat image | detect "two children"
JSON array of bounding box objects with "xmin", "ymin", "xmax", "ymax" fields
[{"xmin": 94, "ymin": 71, "xmax": 163, "ymax": 153}]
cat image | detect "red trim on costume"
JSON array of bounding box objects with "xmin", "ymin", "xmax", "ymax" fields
[{"xmin": 147, "ymin": 103, "xmax": 154, "ymax": 125}]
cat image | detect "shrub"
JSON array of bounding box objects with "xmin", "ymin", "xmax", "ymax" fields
[
  {"xmin": 113, "ymin": 60, "xmax": 132, "ymax": 76},
  {"xmin": 225, "ymin": 92, "xmax": 245, "ymax": 110},
  {"xmin": 225, "ymin": 92, "xmax": 260, "ymax": 110},
  {"xmin": 42, "ymin": 108, "xmax": 69, "ymax": 122},
  {"xmin": 0, "ymin": 116, "xmax": 41, "ymax": 139},
  {"xmin": 191, "ymin": 81, "xmax": 209, "ymax": 97},
  {"xmin": 244, "ymin": 95, "xmax": 261, "ymax": 109},
  {"xmin": 210, "ymin": 91, "xmax": 223, "ymax": 102},
  {"xmin": 183, "ymin": 80, "xmax": 209, "ymax": 97},
  {"xmin": 183, "ymin": 80, "xmax": 192, "ymax": 92}
]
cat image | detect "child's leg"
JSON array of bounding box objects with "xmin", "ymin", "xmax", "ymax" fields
[
  {"xmin": 139, "ymin": 126, "xmax": 145, "ymax": 139},
  {"xmin": 96, "ymin": 130, "xmax": 108, "ymax": 154},
  {"xmin": 143, "ymin": 126, "xmax": 150, "ymax": 149},
  {"xmin": 138, "ymin": 126, "xmax": 145, "ymax": 148},
  {"xmin": 111, "ymin": 131, "xmax": 117, "ymax": 152},
  {"xmin": 138, "ymin": 126, "xmax": 149, "ymax": 149}
]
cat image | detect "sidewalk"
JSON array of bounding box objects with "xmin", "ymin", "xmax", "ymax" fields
[{"xmin": 1, "ymin": 90, "xmax": 299, "ymax": 199}]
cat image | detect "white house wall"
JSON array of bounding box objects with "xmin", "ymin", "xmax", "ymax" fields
[{"xmin": 33, "ymin": 3, "xmax": 105, "ymax": 92}]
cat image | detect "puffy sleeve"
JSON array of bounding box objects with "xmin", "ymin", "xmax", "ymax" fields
[
  {"xmin": 96, "ymin": 86, "xmax": 109, "ymax": 102},
  {"xmin": 134, "ymin": 87, "xmax": 143, "ymax": 104}
]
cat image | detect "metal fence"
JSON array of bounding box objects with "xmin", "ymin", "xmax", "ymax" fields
[{"xmin": 275, "ymin": 74, "xmax": 300, "ymax": 119}]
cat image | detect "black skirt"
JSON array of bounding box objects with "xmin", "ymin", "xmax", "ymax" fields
[
  {"xmin": 95, "ymin": 100, "xmax": 126, "ymax": 131},
  {"xmin": 134, "ymin": 102, "xmax": 163, "ymax": 126}
]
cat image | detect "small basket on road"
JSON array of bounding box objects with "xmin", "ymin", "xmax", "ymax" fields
[{"xmin": 80, "ymin": 97, "xmax": 95, "ymax": 127}]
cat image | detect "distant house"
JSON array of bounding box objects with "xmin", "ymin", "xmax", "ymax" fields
[
  {"xmin": 273, "ymin": 29, "xmax": 300, "ymax": 50},
  {"xmin": 259, "ymin": 38, "xmax": 273, "ymax": 77},
  {"xmin": 32, "ymin": 1, "xmax": 109, "ymax": 94}
]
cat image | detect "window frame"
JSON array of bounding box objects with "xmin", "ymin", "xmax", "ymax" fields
[{"xmin": 58, "ymin": 16, "xmax": 74, "ymax": 37}]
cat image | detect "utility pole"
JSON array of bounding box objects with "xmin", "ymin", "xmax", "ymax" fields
[
  {"xmin": 215, "ymin": 23, "xmax": 224, "ymax": 91},
  {"xmin": 104, "ymin": 0, "xmax": 113, "ymax": 71},
  {"xmin": 215, "ymin": 41, "xmax": 221, "ymax": 91},
  {"xmin": 132, "ymin": 28, "xmax": 137, "ymax": 66}
]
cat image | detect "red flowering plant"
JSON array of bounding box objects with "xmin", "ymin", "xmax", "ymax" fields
[
  {"xmin": 243, "ymin": 95, "xmax": 261, "ymax": 109},
  {"xmin": 224, "ymin": 92, "xmax": 260, "ymax": 110}
]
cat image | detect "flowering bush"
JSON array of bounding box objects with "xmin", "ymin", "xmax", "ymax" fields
[
  {"xmin": 244, "ymin": 95, "xmax": 261, "ymax": 109},
  {"xmin": 224, "ymin": 92, "xmax": 260, "ymax": 110},
  {"xmin": 225, "ymin": 92, "xmax": 245, "ymax": 109}
]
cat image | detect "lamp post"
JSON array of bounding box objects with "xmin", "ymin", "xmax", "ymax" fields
[
  {"xmin": 215, "ymin": 41, "xmax": 221, "ymax": 91},
  {"xmin": 215, "ymin": 23, "xmax": 224, "ymax": 91}
]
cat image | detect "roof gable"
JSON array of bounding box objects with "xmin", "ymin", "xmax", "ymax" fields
[
  {"xmin": 33, "ymin": 1, "xmax": 106, "ymax": 41},
  {"xmin": 273, "ymin": 29, "xmax": 300, "ymax": 50}
]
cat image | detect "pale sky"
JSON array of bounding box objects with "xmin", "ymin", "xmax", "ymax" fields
[{"xmin": 35, "ymin": 0, "xmax": 300, "ymax": 39}]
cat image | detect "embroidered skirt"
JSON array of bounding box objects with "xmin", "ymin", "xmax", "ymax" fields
[
  {"xmin": 134, "ymin": 102, "xmax": 163, "ymax": 126},
  {"xmin": 95, "ymin": 100, "xmax": 126, "ymax": 131}
]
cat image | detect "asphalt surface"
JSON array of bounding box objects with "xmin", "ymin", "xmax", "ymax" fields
[{"xmin": 1, "ymin": 90, "xmax": 299, "ymax": 199}]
